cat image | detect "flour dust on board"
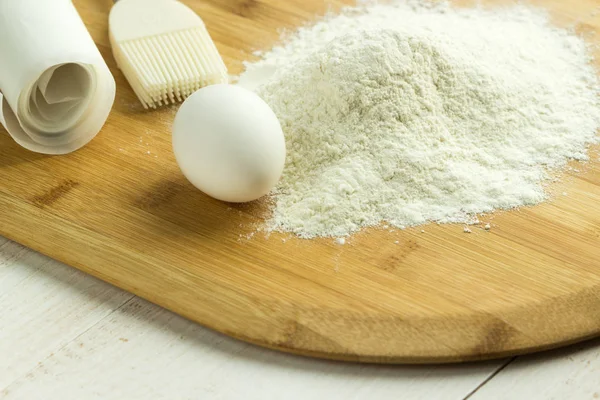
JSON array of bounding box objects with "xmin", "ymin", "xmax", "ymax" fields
[{"xmin": 238, "ymin": 0, "xmax": 600, "ymax": 239}]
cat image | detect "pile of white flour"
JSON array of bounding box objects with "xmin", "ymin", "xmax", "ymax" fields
[{"xmin": 238, "ymin": 0, "xmax": 600, "ymax": 238}]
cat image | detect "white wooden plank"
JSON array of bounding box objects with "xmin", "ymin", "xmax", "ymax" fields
[
  {"xmin": 469, "ymin": 340, "xmax": 600, "ymax": 399},
  {"xmin": 2, "ymin": 296, "xmax": 504, "ymax": 400},
  {"xmin": 0, "ymin": 241, "xmax": 134, "ymax": 389},
  {"xmin": 0, "ymin": 241, "xmax": 43, "ymax": 295}
]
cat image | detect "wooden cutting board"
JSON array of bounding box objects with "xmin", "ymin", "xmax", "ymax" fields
[{"xmin": 1, "ymin": 0, "xmax": 600, "ymax": 364}]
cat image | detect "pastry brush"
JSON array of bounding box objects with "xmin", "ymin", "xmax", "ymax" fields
[{"xmin": 109, "ymin": 0, "xmax": 228, "ymax": 109}]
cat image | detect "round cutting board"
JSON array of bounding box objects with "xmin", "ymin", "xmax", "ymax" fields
[{"xmin": 0, "ymin": 0, "xmax": 599, "ymax": 363}]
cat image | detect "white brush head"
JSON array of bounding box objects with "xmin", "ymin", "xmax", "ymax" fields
[{"xmin": 109, "ymin": 0, "xmax": 228, "ymax": 109}]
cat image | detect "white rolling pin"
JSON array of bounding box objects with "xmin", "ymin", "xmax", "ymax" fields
[{"xmin": 0, "ymin": 0, "xmax": 115, "ymax": 155}]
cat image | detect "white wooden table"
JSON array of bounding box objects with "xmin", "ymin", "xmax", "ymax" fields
[{"xmin": 1, "ymin": 236, "xmax": 598, "ymax": 399}]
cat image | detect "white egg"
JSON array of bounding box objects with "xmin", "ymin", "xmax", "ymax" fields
[{"xmin": 172, "ymin": 84, "xmax": 286, "ymax": 203}]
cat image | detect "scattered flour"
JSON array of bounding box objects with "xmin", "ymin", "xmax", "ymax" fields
[{"xmin": 239, "ymin": 0, "xmax": 600, "ymax": 238}]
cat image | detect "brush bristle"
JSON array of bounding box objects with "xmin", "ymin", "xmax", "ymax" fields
[{"xmin": 114, "ymin": 26, "xmax": 228, "ymax": 109}]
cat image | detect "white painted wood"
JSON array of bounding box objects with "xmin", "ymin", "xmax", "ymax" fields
[
  {"xmin": 0, "ymin": 240, "xmax": 134, "ymax": 389},
  {"xmin": 469, "ymin": 340, "xmax": 600, "ymax": 400}
]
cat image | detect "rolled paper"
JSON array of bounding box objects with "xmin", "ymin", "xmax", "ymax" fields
[{"xmin": 0, "ymin": 0, "xmax": 116, "ymax": 154}]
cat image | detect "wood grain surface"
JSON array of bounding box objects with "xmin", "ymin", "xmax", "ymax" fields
[
  {"xmin": 1, "ymin": 0, "xmax": 599, "ymax": 363},
  {"xmin": 0, "ymin": 241, "xmax": 508, "ymax": 400},
  {"xmin": 4, "ymin": 241, "xmax": 600, "ymax": 399}
]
